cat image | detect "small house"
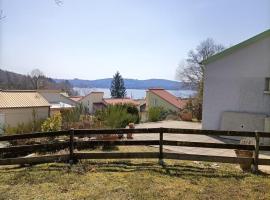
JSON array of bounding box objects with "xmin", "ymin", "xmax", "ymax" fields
[
  {"xmin": 0, "ymin": 90, "xmax": 50, "ymax": 127},
  {"xmin": 146, "ymin": 88, "xmax": 187, "ymax": 113}
]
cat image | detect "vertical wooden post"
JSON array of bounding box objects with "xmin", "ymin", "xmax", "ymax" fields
[
  {"xmin": 253, "ymin": 131, "xmax": 260, "ymax": 173},
  {"xmin": 159, "ymin": 130, "xmax": 164, "ymax": 165},
  {"xmin": 69, "ymin": 128, "xmax": 74, "ymax": 165}
]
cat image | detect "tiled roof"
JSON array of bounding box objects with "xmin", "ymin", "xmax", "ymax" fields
[
  {"xmin": 0, "ymin": 90, "xmax": 50, "ymax": 108},
  {"xmin": 148, "ymin": 88, "xmax": 186, "ymax": 109},
  {"xmin": 69, "ymin": 96, "xmax": 83, "ymax": 102},
  {"xmin": 103, "ymin": 98, "xmax": 140, "ymax": 106},
  {"xmin": 80, "ymin": 91, "xmax": 104, "ymax": 101}
]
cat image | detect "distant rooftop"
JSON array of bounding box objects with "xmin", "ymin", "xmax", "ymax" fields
[{"xmin": 0, "ymin": 90, "xmax": 50, "ymax": 108}]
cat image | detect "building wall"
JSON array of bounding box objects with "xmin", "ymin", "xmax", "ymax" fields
[
  {"xmin": 202, "ymin": 36, "xmax": 270, "ymax": 130},
  {"xmin": 0, "ymin": 107, "xmax": 50, "ymax": 127},
  {"xmin": 146, "ymin": 91, "xmax": 180, "ymax": 112},
  {"xmin": 80, "ymin": 93, "xmax": 104, "ymax": 114}
]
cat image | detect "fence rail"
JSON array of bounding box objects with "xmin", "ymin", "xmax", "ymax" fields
[{"xmin": 0, "ymin": 128, "xmax": 270, "ymax": 173}]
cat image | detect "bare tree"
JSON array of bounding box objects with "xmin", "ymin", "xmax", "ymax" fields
[
  {"xmin": 0, "ymin": 1, "xmax": 62, "ymax": 21},
  {"xmin": 0, "ymin": 10, "xmax": 6, "ymax": 20},
  {"xmin": 30, "ymin": 69, "xmax": 45, "ymax": 89},
  {"xmin": 176, "ymin": 38, "xmax": 225, "ymax": 119},
  {"xmin": 54, "ymin": 0, "xmax": 63, "ymax": 6}
]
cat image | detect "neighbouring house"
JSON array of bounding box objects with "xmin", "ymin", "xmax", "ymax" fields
[
  {"xmin": 146, "ymin": 88, "xmax": 187, "ymax": 113},
  {"xmin": 202, "ymin": 29, "xmax": 270, "ymax": 138},
  {"xmin": 38, "ymin": 90, "xmax": 78, "ymax": 115},
  {"xmin": 135, "ymin": 99, "xmax": 147, "ymax": 122},
  {"xmin": 75, "ymin": 92, "xmax": 105, "ymax": 114},
  {"xmin": 70, "ymin": 91, "xmax": 143, "ymax": 114},
  {"xmin": 0, "ymin": 90, "xmax": 50, "ymax": 127}
]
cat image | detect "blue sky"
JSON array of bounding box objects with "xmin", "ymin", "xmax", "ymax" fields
[{"xmin": 0, "ymin": 0, "xmax": 269, "ymax": 80}]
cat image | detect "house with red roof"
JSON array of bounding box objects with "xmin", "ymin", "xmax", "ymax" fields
[
  {"xmin": 70, "ymin": 91, "xmax": 142, "ymax": 114},
  {"xmin": 146, "ymin": 88, "xmax": 187, "ymax": 113}
]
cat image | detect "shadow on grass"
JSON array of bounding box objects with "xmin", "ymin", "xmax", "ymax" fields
[{"xmin": 0, "ymin": 160, "xmax": 268, "ymax": 180}]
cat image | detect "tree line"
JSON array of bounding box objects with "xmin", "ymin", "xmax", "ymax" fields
[{"xmin": 0, "ymin": 68, "xmax": 77, "ymax": 96}]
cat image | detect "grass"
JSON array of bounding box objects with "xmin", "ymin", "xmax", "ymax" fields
[{"xmin": 0, "ymin": 146, "xmax": 270, "ymax": 200}]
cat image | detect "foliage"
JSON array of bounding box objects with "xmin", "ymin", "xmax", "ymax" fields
[
  {"xmin": 148, "ymin": 107, "xmax": 167, "ymax": 122},
  {"xmin": 95, "ymin": 105, "xmax": 137, "ymax": 128},
  {"xmin": 41, "ymin": 113, "xmax": 62, "ymax": 132},
  {"xmin": 4, "ymin": 109, "xmax": 44, "ymax": 135},
  {"xmin": 62, "ymin": 103, "xmax": 87, "ymax": 124},
  {"xmin": 4, "ymin": 120, "xmax": 44, "ymax": 135},
  {"xmin": 0, "ymin": 68, "xmax": 78, "ymax": 95},
  {"xmin": 121, "ymin": 104, "xmax": 140, "ymax": 123},
  {"xmin": 110, "ymin": 71, "xmax": 126, "ymax": 98},
  {"xmin": 176, "ymin": 38, "xmax": 225, "ymax": 120}
]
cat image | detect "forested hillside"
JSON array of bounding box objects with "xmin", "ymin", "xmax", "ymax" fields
[{"xmin": 0, "ymin": 69, "xmax": 77, "ymax": 95}]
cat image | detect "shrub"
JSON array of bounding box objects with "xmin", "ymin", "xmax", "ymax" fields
[
  {"xmin": 148, "ymin": 107, "xmax": 167, "ymax": 122},
  {"xmin": 121, "ymin": 104, "xmax": 140, "ymax": 124},
  {"xmin": 41, "ymin": 113, "xmax": 62, "ymax": 132},
  {"xmin": 95, "ymin": 105, "xmax": 137, "ymax": 128},
  {"xmin": 62, "ymin": 103, "xmax": 87, "ymax": 123},
  {"xmin": 4, "ymin": 119, "xmax": 44, "ymax": 135}
]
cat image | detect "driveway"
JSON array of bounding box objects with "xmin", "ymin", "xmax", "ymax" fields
[
  {"xmin": 134, "ymin": 120, "xmax": 238, "ymax": 157},
  {"xmin": 133, "ymin": 120, "xmax": 270, "ymax": 162}
]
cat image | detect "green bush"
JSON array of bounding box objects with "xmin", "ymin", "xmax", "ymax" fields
[
  {"xmin": 148, "ymin": 107, "xmax": 167, "ymax": 122},
  {"xmin": 41, "ymin": 113, "xmax": 62, "ymax": 132},
  {"xmin": 62, "ymin": 103, "xmax": 87, "ymax": 124},
  {"xmin": 95, "ymin": 105, "xmax": 137, "ymax": 128},
  {"xmin": 121, "ymin": 104, "xmax": 140, "ymax": 123},
  {"xmin": 4, "ymin": 119, "xmax": 44, "ymax": 135}
]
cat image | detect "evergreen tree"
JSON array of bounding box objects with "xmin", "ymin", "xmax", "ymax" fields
[{"xmin": 110, "ymin": 71, "xmax": 126, "ymax": 98}]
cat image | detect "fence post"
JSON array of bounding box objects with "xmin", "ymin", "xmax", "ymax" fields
[
  {"xmin": 69, "ymin": 128, "xmax": 75, "ymax": 165},
  {"xmin": 252, "ymin": 131, "xmax": 260, "ymax": 173},
  {"xmin": 159, "ymin": 129, "xmax": 164, "ymax": 166}
]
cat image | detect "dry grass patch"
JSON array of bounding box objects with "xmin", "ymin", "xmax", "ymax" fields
[{"xmin": 0, "ymin": 146, "xmax": 269, "ymax": 200}]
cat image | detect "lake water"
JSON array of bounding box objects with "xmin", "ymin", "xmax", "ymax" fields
[{"xmin": 74, "ymin": 87, "xmax": 195, "ymax": 99}]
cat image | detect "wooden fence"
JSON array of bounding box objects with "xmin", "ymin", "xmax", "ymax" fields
[{"xmin": 0, "ymin": 128, "xmax": 270, "ymax": 173}]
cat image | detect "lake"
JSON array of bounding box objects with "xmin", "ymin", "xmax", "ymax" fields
[{"xmin": 74, "ymin": 87, "xmax": 195, "ymax": 99}]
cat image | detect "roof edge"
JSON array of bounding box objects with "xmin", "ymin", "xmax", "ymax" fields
[{"xmin": 201, "ymin": 29, "xmax": 270, "ymax": 65}]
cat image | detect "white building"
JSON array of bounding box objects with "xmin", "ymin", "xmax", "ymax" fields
[{"xmin": 202, "ymin": 29, "xmax": 270, "ymax": 134}]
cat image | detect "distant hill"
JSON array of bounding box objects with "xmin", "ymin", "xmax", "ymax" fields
[
  {"xmin": 0, "ymin": 68, "xmax": 190, "ymax": 91},
  {"xmin": 54, "ymin": 78, "xmax": 187, "ymax": 90},
  {"xmin": 0, "ymin": 69, "xmax": 78, "ymax": 95}
]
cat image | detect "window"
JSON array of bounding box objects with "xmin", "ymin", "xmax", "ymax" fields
[
  {"xmin": 264, "ymin": 78, "xmax": 270, "ymax": 94},
  {"xmin": 154, "ymin": 99, "xmax": 157, "ymax": 106}
]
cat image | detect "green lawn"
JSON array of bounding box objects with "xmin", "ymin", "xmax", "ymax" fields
[{"xmin": 0, "ymin": 146, "xmax": 270, "ymax": 200}]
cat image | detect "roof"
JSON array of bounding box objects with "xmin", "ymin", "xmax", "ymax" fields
[
  {"xmin": 0, "ymin": 90, "xmax": 50, "ymax": 108},
  {"xmin": 202, "ymin": 29, "xmax": 270, "ymax": 65},
  {"xmin": 38, "ymin": 90, "xmax": 78, "ymax": 105},
  {"xmin": 148, "ymin": 88, "xmax": 186, "ymax": 109},
  {"xmin": 80, "ymin": 91, "xmax": 104, "ymax": 101},
  {"xmin": 69, "ymin": 96, "xmax": 83, "ymax": 102},
  {"xmin": 103, "ymin": 98, "xmax": 140, "ymax": 106}
]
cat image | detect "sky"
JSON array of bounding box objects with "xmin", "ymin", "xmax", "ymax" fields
[{"xmin": 0, "ymin": 0, "xmax": 269, "ymax": 80}]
